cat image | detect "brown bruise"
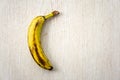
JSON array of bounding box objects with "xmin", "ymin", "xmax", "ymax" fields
[
  {"xmin": 29, "ymin": 47, "xmax": 40, "ymax": 66},
  {"xmin": 35, "ymin": 21, "xmax": 39, "ymax": 27},
  {"xmin": 34, "ymin": 43, "xmax": 46, "ymax": 66}
]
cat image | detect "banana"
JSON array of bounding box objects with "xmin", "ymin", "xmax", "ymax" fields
[{"xmin": 27, "ymin": 11, "xmax": 59, "ymax": 70}]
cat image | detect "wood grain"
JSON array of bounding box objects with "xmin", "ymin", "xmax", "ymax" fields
[{"xmin": 0, "ymin": 0, "xmax": 120, "ymax": 80}]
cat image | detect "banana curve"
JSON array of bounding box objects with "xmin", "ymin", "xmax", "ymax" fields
[{"xmin": 27, "ymin": 11, "xmax": 59, "ymax": 70}]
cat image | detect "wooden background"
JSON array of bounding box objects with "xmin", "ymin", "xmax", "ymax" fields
[{"xmin": 0, "ymin": 0, "xmax": 120, "ymax": 80}]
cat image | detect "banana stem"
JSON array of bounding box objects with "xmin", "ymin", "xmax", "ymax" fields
[{"xmin": 44, "ymin": 11, "xmax": 59, "ymax": 20}]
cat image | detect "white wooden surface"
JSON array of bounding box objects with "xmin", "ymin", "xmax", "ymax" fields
[{"xmin": 0, "ymin": 0, "xmax": 120, "ymax": 80}]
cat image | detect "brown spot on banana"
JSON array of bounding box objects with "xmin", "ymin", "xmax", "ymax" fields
[
  {"xmin": 34, "ymin": 43, "xmax": 46, "ymax": 66},
  {"xmin": 32, "ymin": 21, "xmax": 39, "ymax": 42},
  {"xmin": 35, "ymin": 21, "xmax": 40, "ymax": 27},
  {"xmin": 29, "ymin": 47, "xmax": 45, "ymax": 68}
]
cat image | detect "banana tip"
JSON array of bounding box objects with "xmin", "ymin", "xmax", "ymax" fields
[
  {"xmin": 52, "ymin": 11, "xmax": 59, "ymax": 16},
  {"xmin": 48, "ymin": 66, "xmax": 53, "ymax": 70}
]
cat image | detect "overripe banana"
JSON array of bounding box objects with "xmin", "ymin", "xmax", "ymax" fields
[{"xmin": 27, "ymin": 11, "xmax": 59, "ymax": 70}]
